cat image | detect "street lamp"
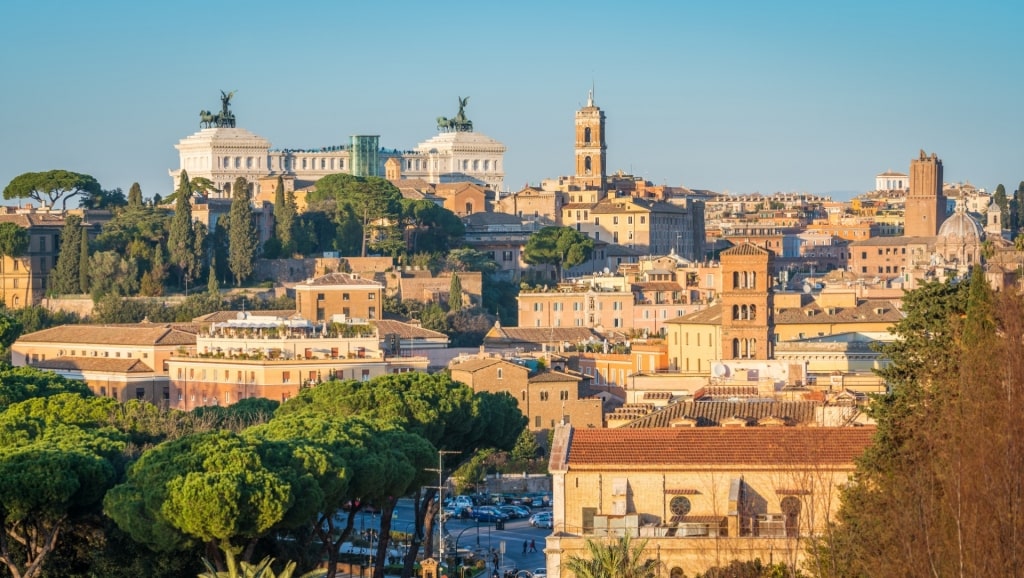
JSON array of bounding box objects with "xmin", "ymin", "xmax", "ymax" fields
[{"xmin": 430, "ymin": 450, "xmax": 459, "ymax": 566}]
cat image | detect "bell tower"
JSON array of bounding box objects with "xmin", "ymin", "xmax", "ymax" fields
[
  {"xmin": 905, "ymin": 150, "xmax": 945, "ymax": 237},
  {"xmin": 574, "ymin": 89, "xmax": 606, "ymax": 191}
]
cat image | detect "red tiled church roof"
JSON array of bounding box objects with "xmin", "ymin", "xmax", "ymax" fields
[{"xmin": 566, "ymin": 426, "xmax": 874, "ymax": 467}]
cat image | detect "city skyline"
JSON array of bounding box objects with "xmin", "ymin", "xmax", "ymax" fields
[{"xmin": 2, "ymin": 0, "xmax": 1021, "ymax": 203}]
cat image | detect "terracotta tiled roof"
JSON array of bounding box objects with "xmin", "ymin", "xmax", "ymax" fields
[
  {"xmin": 370, "ymin": 319, "xmax": 447, "ymax": 340},
  {"xmin": 296, "ymin": 273, "xmax": 382, "ymax": 287},
  {"xmin": 0, "ymin": 213, "xmax": 68, "ymax": 228},
  {"xmin": 720, "ymin": 243, "xmax": 770, "ymax": 257},
  {"xmin": 17, "ymin": 325, "xmax": 197, "ymax": 347},
  {"xmin": 774, "ymin": 299, "xmax": 904, "ymax": 325},
  {"xmin": 634, "ymin": 282, "xmax": 683, "ymax": 292},
  {"xmin": 670, "ymin": 515, "xmax": 726, "ymax": 524},
  {"xmin": 622, "ymin": 400, "xmax": 820, "ymax": 428},
  {"xmin": 566, "ymin": 426, "xmax": 875, "ymax": 467},
  {"xmin": 449, "ymin": 357, "xmax": 514, "ymax": 373},
  {"xmin": 664, "ymin": 304, "xmax": 722, "ymax": 325},
  {"xmin": 34, "ymin": 357, "xmax": 155, "ymax": 373},
  {"xmin": 485, "ymin": 326, "xmax": 601, "ymax": 344},
  {"xmin": 563, "ymin": 202, "xmax": 597, "ymax": 210},
  {"xmin": 529, "ymin": 370, "xmax": 580, "ymax": 384}
]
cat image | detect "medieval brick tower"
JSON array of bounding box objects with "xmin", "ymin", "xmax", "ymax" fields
[
  {"xmin": 720, "ymin": 243, "xmax": 774, "ymax": 360},
  {"xmin": 904, "ymin": 150, "xmax": 945, "ymax": 237},
  {"xmin": 574, "ymin": 90, "xmax": 607, "ymax": 190}
]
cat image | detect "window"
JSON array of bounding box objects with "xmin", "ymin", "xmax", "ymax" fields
[
  {"xmin": 613, "ymin": 216, "xmax": 619, "ymax": 225},
  {"xmin": 368, "ymin": 292, "xmax": 375, "ymax": 300},
  {"xmin": 282, "ymin": 371, "xmax": 291, "ymax": 384},
  {"xmin": 535, "ymin": 415, "xmax": 541, "ymax": 427},
  {"xmin": 368, "ymin": 306, "xmax": 376, "ymax": 319},
  {"xmin": 560, "ymin": 390, "xmax": 569, "ymax": 400},
  {"xmin": 497, "ymin": 368, "xmax": 503, "ymax": 379},
  {"xmin": 540, "ymin": 391, "xmax": 549, "ymax": 401},
  {"xmin": 343, "ymin": 293, "xmax": 350, "ymax": 301},
  {"xmin": 317, "ymin": 293, "xmax": 325, "ymax": 300}
]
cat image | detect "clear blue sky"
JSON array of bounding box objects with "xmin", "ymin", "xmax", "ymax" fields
[{"xmin": 2, "ymin": 0, "xmax": 1021, "ymax": 202}]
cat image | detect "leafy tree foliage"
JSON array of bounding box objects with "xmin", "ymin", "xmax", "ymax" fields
[
  {"xmin": 810, "ymin": 271, "xmax": 1024, "ymax": 577},
  {"xmin": 104, "ymin": 430, "xmax": 314, "ymax": 571},
  {"xmin": 2, "ymin": 170, "xmax": 102, "ymax": 211},
  {"xmin": 562, "ymin": 534, "xmax": 659, "ymax": 578},
  {"xmin": 400, "ymin": 199, "xmax": 464, "ymax": 254},
  {"xmin": 510, "ymin": 428, "xmax": 541, "ymax": 461},
  {"xmin": 48, "ymin": 215, "xmax": 83, "ymax": 295},
  {"xmin": 0, "ymin": 365, "xmax": 92, "ymax": 411},
  {"xmin": 82, "ymin": 187, "xmax": 127, "ymax": 210},
  {"xmin": 127, "ymin": 182, "xmax": 143, "ymax": 208},
  {"xmin": 273, "ymin": 176, "xmax": 297, "ymax": 256},
  {"xmin": 78, "ymin": 222, "xmax": 90, "ymax": 294},
  {"xmin": 168, "ymin": 171, "xmax": 199, "ymax": 288},
  {"xmin": 309, "ymin": 174, "xmax": 403, "ymax": 256},
  {"xmin": 993, "ymin": 183, "xmax": 1009, "ymax": 230},
  {"xmin": 524, "ymin": 226, "xmax": 594, "ymax": 280},
  {"xmin": 696, "ymin": 559, "xmax": 805, "ymax": 578},
  {"xmin": 448, "ymin": 273, "xmax": 463, "ymax": 312},
  {"xmin": 277, "ymin": 373, "xmax": 525, "ymax": 577},
  {"xmin": 228, "ymin": 177, "xmax": 258, "ymax": 286},
  {"xmin": 0, "ymin": 393, "xmax": 127, "ymax": 578},
  {"xmin": 0, "ymin": 311, "xmax": 23, "ymax": 360}
]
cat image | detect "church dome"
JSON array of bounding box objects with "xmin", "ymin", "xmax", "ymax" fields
[{"xmin": 937, "ymin": 204, "xmax": 984, "ymax": 244}]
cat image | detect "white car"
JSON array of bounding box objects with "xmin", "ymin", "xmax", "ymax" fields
[
  {"xmin": 533, "ymin": 569, "xmax": 548, "ymax": 578},
  {"xmin": 528, "ymin": 513, "xmax": 553, "ymax": 528}
]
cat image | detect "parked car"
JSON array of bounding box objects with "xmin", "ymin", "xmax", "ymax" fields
[
  {"xmin": 528, "ymin": 512, "xmax": 553, "ymax": 528},
  {"xmin": 533, "ymin": 568, "xmax": 548, "ymax": 577},
  {"xmin": 472, "ymin": 506, "xmax": 509, "ymax": 523},
  {"xmin": 498, "ymin": 505, "xmax": 530, "ymax": 519}
]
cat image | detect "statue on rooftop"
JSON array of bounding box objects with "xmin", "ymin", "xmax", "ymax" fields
[
  {"xmin": 436, "ymin": 96, "xmax": 473, "ymax": 133},
  {"xmin": 198, "ymin": 91, "xmax": 237, "ymax": 129}
]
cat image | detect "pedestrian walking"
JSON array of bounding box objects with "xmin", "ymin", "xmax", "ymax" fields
[
  {"xmin": 529, "ymin": 539, "xmax": 537, "ymax": 552},
  {"xmin": 523, "ymin": 540, "xmax": 528, "ymax": 553}
]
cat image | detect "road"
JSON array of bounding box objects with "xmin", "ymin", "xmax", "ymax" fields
[{"xmin": 353, "ymin": 501, "xmax": 551, "ymax": 575}]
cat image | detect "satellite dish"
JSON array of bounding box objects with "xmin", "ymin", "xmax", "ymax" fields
[
  {"xmin": 603, "ymin": 267, "xmax": 610, "ymax": 274},
  {"xmin": 236, "ymin": 312, "xmax": 246, "ymax": 320},
  {"xmin": 802, "ymin": 283, "xmax": 812, "ymax": 294},
  {"xmin": 712, "ymin": 363, "xmax": 729, "ymax": 377}
]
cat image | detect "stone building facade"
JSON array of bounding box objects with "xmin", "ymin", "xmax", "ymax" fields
[{"xmin": 544, "ymin": 425, "xmax": 875, "ymax": 577}]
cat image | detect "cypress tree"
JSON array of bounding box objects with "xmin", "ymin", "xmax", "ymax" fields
[
  {"xmin": 274, "ymin": 177, "xmax": 297, "ymax": 254},
  {"xmin": 227, "ymin": 177, "xmax": 257, "ymax": 286},
  {"xmin": 78, "ymin": 223, "xmax": 90, "ymax": 294},
  {"xmin": 127, "ymin": 182, "xmax": 143, "ymax": 208},
  {"xmin": 993, "ymin": 184, "xmax": 1008, "ymax": 229},
  {"xmin": 449, "ymin": 273, "xmax": 463, "ymax": 312},
  {"xmin": 208, "ymin": 254, "xmax": 220, "ymax": 296},
  {"xmin": 49, "ymin": 215, "xmax": 82, "ymax": 295},
  {"xmin": 168, "ymin": 171, "xmax": 197, "ymax": 288}
]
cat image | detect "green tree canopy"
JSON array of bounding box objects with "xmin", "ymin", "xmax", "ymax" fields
[
  {"xmin": 3, "ymin": 170, "xmax": 102, "ymax": 211},
  {"xmin": 809, "ymin": 271, "xmax": 1024, "ymax": 577},
  {"xmin": 127, "ymin": 182, "xmax": 144, "ymax": 208},
  {"xmin": 48, "ymin": 215, "xmax": 83, "ymax": 295},
  {"xmin": 0, "ymin": 364, "xmax": 92, "ymax": 412},
  {"xmin": 168, "ymin": 171, "xmax": 199, "ymax": 289},
  {"xmin": 0, "ymin": 222, "xmax": 29, "ymax": 259},
  {"xmin": 523, "ymin": 226, "xmax": 594, "ymax": 280},
  {"xmin": 562, "ymin": 535, "xmax": 659, "ymax": 578},
  {"xmin": 227, "ymin": 177, "xmax": 258, "ymax": 286},
  {"xmin": 309, "ymin": 174, "xmax": 402, "ymax": 256},
  {"xmin": 104, "ymin": 430, "xmax": 314, "ymax": 571}
]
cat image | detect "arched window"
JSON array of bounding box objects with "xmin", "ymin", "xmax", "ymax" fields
[
  {"xmin": 732, "ymin": 338, "xmax": 740, "ymax": 358},
  {"xmin": 750, "ymin": 304, "xmax": 756, "ymax": 320},
  {"xmin": 732, "ymin": 305, "xmax": 740, "ymax": 320},
  {"xmin": 584, "ymin": 156, "xmax": 592, "ymax": 174},
  {"xmin": 733, "ymin": 271, "xmax": 740, "ymax": 289},
  {"xmin": 584, "ymin": 127, "xmax": 592, "ymax": 143},
  {"xmin": 671, "ymin": 568, "xmax": 685, "ymax": 578},
  {"xmin": 465, "ymin": 202, "xmax": 474, "ymax": 215}
]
